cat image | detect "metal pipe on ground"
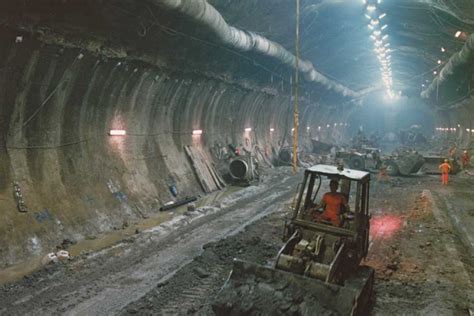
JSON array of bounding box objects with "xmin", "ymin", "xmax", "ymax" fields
[
  {"xmin": 229, "ymin": 159, "xmax": 249, "ymax": 180},
  {"xmin": 151, "ymin": 0, "xmax": 359, "ymax": 98},
  {"xmin": 421, "ymin": 34, "xmax": 474, "ymax": 100},
  {"xmin": 159, "ymin": 196, "xmax": 198, "ymax": 211}
]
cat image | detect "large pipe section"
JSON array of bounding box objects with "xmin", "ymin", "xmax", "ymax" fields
[
  {"xmin": 421, "ymin": 33, "xmax": 474, "ymax": 100},
  {"xmin": 151, "ymin": 0, "xmax": 359, "ymax": 98}
]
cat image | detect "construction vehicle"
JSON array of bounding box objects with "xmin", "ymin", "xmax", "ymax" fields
[
  {"xmin": 212, "ymin": 164, "xmax": 374, "ymax": 315},
  {"xmin": 336, "ymin": 148, "xmax": 425, "ymax": 176},
  {"xmin": 422, "ymin": 156, "xmax": 461, "ymax": 174}
]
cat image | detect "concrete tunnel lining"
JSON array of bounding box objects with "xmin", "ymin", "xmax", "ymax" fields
[{"xmin": 0, "ymin": 0, "xmax": 473, "ymax": 314}]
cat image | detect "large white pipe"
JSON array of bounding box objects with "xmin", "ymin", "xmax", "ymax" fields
[
  {"xmin": 152, "ymin": 0, "xmax": 359, "ymax": 98},
  {"xmin": 422, "ymin": 33, "xmax": 474, "ymax": 100}
]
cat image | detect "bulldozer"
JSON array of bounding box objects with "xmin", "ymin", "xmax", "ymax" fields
[
  {"xmin": 336, "ymin": 148, "xmax": 425, "ymax": 176},
  {"xmin": 212, "ymin": 164, "xmax": 374, "ymax": 315}
]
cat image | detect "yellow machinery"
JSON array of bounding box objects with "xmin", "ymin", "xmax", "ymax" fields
[{"xmin": 212, "ymin": 164, "xmax": 374, "ymax": 315}]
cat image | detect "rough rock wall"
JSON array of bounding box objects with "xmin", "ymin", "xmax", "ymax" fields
[{"xmin": 0, "ymin": 28, "xmax": 337, "ymax": 267}]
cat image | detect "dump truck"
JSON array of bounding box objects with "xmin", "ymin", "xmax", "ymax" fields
[{"xmin": 212, "ymin": 164, "xmax": 374, "ymax": 315}]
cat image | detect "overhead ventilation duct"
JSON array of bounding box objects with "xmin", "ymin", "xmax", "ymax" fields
[
  {"xmin": 421, "ymin": 33, "xmax": 474, "ymax": 100},
  {"xmin": 151, "ymin": 0, "xmax": 359, "ymax": 98}
]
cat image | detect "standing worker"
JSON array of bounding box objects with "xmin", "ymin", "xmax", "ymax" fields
[
  {"xmin": 448, "ymin": 145, "xmax": 457, "ymax": 159},
  {"xmin": 461, "ymin": 150, "xmax": 470, "ymax": 169},
  {"xmin": 439, "ymin": 159, "xmax": 451, "ymax": 185}
]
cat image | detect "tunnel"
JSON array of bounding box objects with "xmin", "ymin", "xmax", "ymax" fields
[{"xmin": 0, "ymin": 0, "xmax": 473, "ymax": 315}]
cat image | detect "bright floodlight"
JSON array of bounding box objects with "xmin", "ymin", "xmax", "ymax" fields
[
  {"xmin": 244, "ymin": 127, "xmax": 252, "ymax": 132},
  {"xmin": 455, "ymin": 31, "xmax": 462, "ymax": 38},
  {"xmin": 192, "ymin": 129, "xmax": 203, "ymax": 135},
  {"xmin": 370, "ymin": 19, "xmax": 380, "ymax": 26},
  {"xmin": 109, "ymin": 129, "xmax": 126, "ymax": 136},
  {"xmin": 367, "ymin": 5, "xmax": 376, "ymax": 12}
]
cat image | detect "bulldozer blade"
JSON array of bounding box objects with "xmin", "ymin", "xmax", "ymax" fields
[{"xmin": 212, "ymin": 259, "xmax": 374, "ymax": 316}]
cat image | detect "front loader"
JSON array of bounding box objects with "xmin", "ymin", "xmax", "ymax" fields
[{"xmin": 212, "ymin": 164, "xmax": 374, "ymax": 315}]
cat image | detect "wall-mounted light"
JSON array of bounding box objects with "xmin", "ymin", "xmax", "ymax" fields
[
  {"xmin": 455, "ymin": 31, "xmax": 462, "ymax": 38},
  {"xmin": 270, "ymin": 128, "xmax": 275, "ymax": 132},
  {"xmin": 441, "ymin": 47, "xmax": 446, "ymax": 52},
  {"xmin": 437, "ymin": 60, "xmax": 442, "ymax": 64},
  {"xmin": 244, "ymin": 127, "xmax": 252, "ymax": 132},
  {"xmin": 192, "ymin": 129, "xmax": 203, "ymax": 135},
  {"xmin": 433, "ymin": 71, "xmax": 437, "ymax": 75},
  {"xmin": 109, "ymin": 129, "xmax": 126, "ymax": 136}
]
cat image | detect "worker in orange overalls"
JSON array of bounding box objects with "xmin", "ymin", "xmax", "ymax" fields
[
  {"xmin": 439, "ymin": 159, "xmax": 451, "ymax": 185},
  {"xmin": 312, "ymin": 180, "xmax": 349, "ymax": 226},
  {"xmin": 461, "ymin": 150, "xmax": 470, "ymax": 169}
]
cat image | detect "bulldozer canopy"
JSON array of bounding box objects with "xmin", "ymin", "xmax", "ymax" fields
[{"xmin": 307, "ymin": 165, "xmax": 370, "ymax": 181}]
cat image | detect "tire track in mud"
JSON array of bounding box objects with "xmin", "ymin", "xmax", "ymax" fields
[
  {"xmin": 121, "ymin": 201, "xmax": 289, "ymax": 315},
  {"xmin": 156, "ymin": 265, "xmax": 228, "ymax": 315}
]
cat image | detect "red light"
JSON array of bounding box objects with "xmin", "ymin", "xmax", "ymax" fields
[{"xmin": 370, "ymin": 214, "xmax": 402, "ymax": 240}]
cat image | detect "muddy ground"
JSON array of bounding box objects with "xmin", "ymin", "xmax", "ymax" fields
[
  {"xmin": 121, "ymin": 175, "xmax": 473, "ymax": 315},
  {"xmin": 1, "ymin": 169, "xmax": 473, "ymax": 315}
]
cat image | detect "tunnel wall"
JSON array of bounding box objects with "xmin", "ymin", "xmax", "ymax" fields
[
  {"xmin": 434, "ymin": 103, "xmax": 474, "ymax": 153},
  {"xmin": 0, "ymin": 29, "xmax": 336, "ymax": 268}
]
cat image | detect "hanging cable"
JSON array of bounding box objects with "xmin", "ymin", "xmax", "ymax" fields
[{"xmin": 292, "ymin": 0, "xmax": 300, "ymax": 175}]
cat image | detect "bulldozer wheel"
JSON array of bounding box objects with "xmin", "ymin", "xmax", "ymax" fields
[
  {"xmin": 385, "ymin": 161, "xmax": 399, "ymax": 176},
  {"xmin": 349, "ymin": 156, "xmax": 365, "ymax": 170}
]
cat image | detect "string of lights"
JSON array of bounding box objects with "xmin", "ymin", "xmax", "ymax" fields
[{"xmin": 363, "ymin": 0, "xmax": 397, "ymax": 99}]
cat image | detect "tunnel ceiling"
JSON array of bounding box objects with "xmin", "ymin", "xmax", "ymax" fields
[
  {"xmin": 1, "ymin": 0, "xmax": 473, "ymax": 104},
  {"xmin": 209, "ymin": 0, "xmax": 474, "ymax": 96}
]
